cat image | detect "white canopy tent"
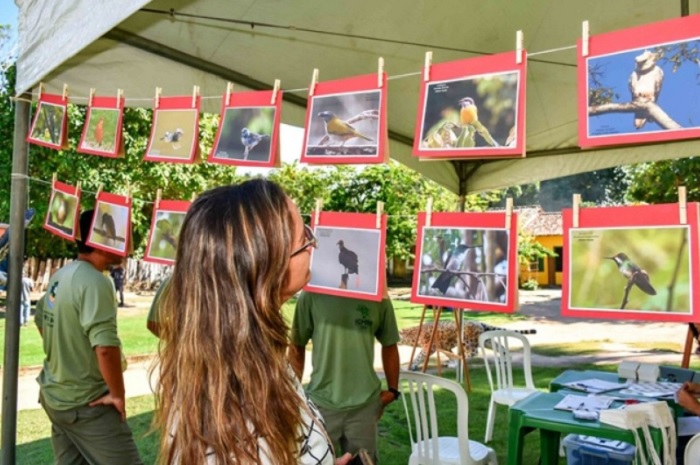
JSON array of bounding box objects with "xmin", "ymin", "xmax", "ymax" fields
[{"xmin": 4, "ymin": 0, "xmax": 699, "ymax": 462}]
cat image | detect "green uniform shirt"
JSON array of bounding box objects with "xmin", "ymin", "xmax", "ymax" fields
[
  {"xmin": 35, "ymin": 260, "xmax": 122, "ymax": 410},
  {"xmin": 147, "ymin": 278, "xmax": 170, "ymax": 325},
  {"xmin": 291, "ymin": 292, "xmax": 400, "ymax": 411}
]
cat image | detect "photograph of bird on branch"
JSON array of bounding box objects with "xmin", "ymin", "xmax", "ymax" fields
[
  {"xmin": 210, "ymin": 106, "xmax": 274, "ymax": 163},
  {"xmin": 145, "ymin": 206, "xmax": 187, "ymax": 265},
  {"xmin": 307, "ymin": 225, "xmax": 382, "ymax": 298},
  {"xmin": 44, "ymin": 182, "xmax": 80, "ymax": 240},
  {"xmin": 418, "ymin": 71, "xmax": 519, "ymax": 153},
  {"xmin": 145, "ymin": 108, "xmax": 198, "ymax": 161},
  {"xmin": 416, "ymin": 227, "xmax": 511, "ymax": 308},
  {"xmin": 79, "ymin": 107, "xmax": 121, "ymax": 156},
  {"xmin": 87, "ymin": 193, "xmax": 131, "ymax": 256},
  {"xmin": 304, "ymin": 90, "xmax": 380, "ymax": 158},
  {"xmin": 568, "ymin": 226, "xmax": 691, "ymax": 315},
  {"xmin": 28, "ymin": 100, "xmax": 66, "ymax": 149},
  {"xmin": 580, "ymin": 14, "xmax": 700, "ymax": 147}
]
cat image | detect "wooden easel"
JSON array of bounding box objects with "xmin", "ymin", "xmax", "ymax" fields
[
  {"xmin": 407, "ymin": 304, "xmax": 472, "ymax": 391},
  {"xmin": 682, "ymin": 324, "xmax": 697, "ymax": 368}
]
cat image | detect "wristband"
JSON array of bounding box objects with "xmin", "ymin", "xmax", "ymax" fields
[{"xmin": 388, "ymin": 387, "xmax": 401, "ymax": 401}]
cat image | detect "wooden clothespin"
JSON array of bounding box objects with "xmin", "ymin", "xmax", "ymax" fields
[
  {"xmin": 88, "ymin": 88, "xmax": 96, "ymax": 107},
  {"xmin": 582, "ymin": 20, "xmax": 590, "ymax": 57},
  {"xmin": 52, "ymin": 173, "xmax": 57, "ymax": 186},
  {"xmin": 423, "ymin": 51, "xmax": 433, "ymax": 82},
  {"xmin": 225, "ymin": 82, "xmax": 234, "ymax": 106},
  {"xmin": 377, "ymin": 57, "xmax": 385, "ymax": 88},
  {"xmin": 572, "ymin": 194, "xmax": 581, "ymax": 228},
  {"xmin": 192, "ymin": 85, "xmax": 200, "ymax": 108},
  {"xmin": 376, "ymin": 201, "xmax": 384, "ymax": 228},
  {"xmin": 155, "ymin": 87, "xmax": 162, "ymax": 108},
  {"xmin": 155, "ymin": 189, "xmax": 162, "ymax": 210},
  {"xmin": 38, "ymin": 82, "xmax": 45, "ymax": 99},
  {"xmin": 314, "ymin": 198, "xmax": 323, "ymax": 226},
  {"xmin": 426, "ymin": 197, "xmax": 433, "ymax": 227},
  {"xmin": 505, "ymin": 197, "xmax": 513, "ymax": 229},
  {"xmin": 126, "ymin": 183, "xmax": 132, "ymax": 205},
  {"xmin": 191, "ymin": 192, "xmax": 197, "ymax": 202},
  {"xmin": 515, "ymin": 30, "xmax": 524, "ymax": 64},
  {"xmin": 679, "ymin": 186, "xmax": 687, "ymax": 225},
  {"xmin": 96, "ymin": 183, "xmax": 103, "ymax": 198},
  {"xmin": 309, "ymin": 69, "xmax": 319, "ymax": 97},
  {"xmin": 62, "ymin": 84, "xmax": 69, "ymax": 101},
  {"xmin": 271, "ymin": 79, "xmax": 280, "ymax": 105},
  {"xmin": 76, "ymin": 181, "xmax": 82, "ymax": 192},
  {"xmin": 117, "ymin": 89, "xmax": 124, "ymax": 107}
]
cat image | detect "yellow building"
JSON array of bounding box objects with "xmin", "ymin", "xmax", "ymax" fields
[{"xmin": 518, "ymin": 208, "xmax": 563, "ymax": 287}]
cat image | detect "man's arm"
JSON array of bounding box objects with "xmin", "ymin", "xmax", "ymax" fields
[
  {"xmin": 378, "ymin": 344, "xmax": 401, "ymax": 417},
  {"xmin": 90, "ymin": 346, "xmax": 127, "ymax": 421},
  {"xmin": 287, "ymin": 345, "xmax": 306, "ymax": 380}
]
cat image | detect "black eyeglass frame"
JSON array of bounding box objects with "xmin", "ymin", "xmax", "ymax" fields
[{"xmin": 290, "ymin": 224, "xmax": 318, "ymax": 257}]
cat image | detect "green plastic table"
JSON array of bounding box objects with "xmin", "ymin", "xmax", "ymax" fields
[
  {"xmin": 550, "ymin": 369, "xmax": 624, "ymax": 393},
  {"xmin": 507, "ymin": 391, "xmax": 663, "ymax": 465}
]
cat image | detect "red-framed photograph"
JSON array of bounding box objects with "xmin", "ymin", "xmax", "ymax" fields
[
  {"xmin": 86, "ymin": 191, "xmax": 132, "ymax": 257},
  {"xmin": 144, "ymin": 94, "xmax": 200, "ymax": 163},
  {"xmin": 208, "ymin": 89, "xmax": 282, "ymax": 167},
  {"xmin": 578, "ymin": 14, "xmax": 700, "ymax": 148},
  {"xmin": 413, "ymin": 51, "xmax": 526, "ymax": 159},
  {"xmin": 43, "ymin": 180, "xmax": 81, "ymax": 240},
  {"xmin": 144, "ymin": 199, "xmax": 190, "ymax": 265},
  {"xmin": 300, "ymin": 73, "xmax": 388, "ymax": 165},
  {"xmin": 562, "ymin": 203, "xmax": 700, "ymax": 322},
  {"xmin": 411, "ymin": 212, "xmax": 519, "ymax": 312},
  {"xmin": 27, "ymin": 92, "xmax": 69, "ymax": 150},
  {"xmin": 77, "ymin": 94, "xmax": 125, "ymax": 157},
  {"xmin": 305, "ymin": 211, "xmax": 387, "ymax": 301}
]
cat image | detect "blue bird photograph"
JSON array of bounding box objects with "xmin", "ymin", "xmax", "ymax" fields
[
  {"xmin": 147, "ymin": 210, "xmax": 186, "ymax": 262},
  {"xmin": 28, "ymin": 101, "xmax": 66, "ymax": 146},
  {"xmin": 305, "ymin": 90, "xmax": 380, "ymax": 157},
  {"xmin": 146, "ymin": 108, "xmax": 198, "ymax": 160},
  {"xmin": 419, "ymin": 71, "xmax": 518, "ymax": 151},
  {"xmin": 88, "ymin": 200, "xmax": 130, "ymax": 254},
  {"xmin": 417, "ymin": 227, "xmax": 510, "ymax": 305},
  {"xmin": 308, "ymin": 226, "xmax": 382, "ymax": 296},
  {"xmin": 586, "ymin": 40, "xmax": 700, "ymax": 138},
  {"xmin": 569, "ymin": 226, "xmax": 691, "ymax": 313},
  {"xmin": 211, "ymin": 106, "xmax": 274, "ymax": 162}
]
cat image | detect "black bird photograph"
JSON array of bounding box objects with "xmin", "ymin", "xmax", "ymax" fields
[
  {"xmin": 337, "ymin": 240, "xmax": 359, "ymax": 289},
  {"xmin": 101, "ymin": 212, "xmax": 117, "ymax": 246},
  {"xmin": 431, "ymin": 243, "xmax": 474, "ymax": 294}
]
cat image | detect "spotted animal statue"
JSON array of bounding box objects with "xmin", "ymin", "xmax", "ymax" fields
[{"xmin": 400, "ymin": 320, "xmax": 536, "ymax": 371}]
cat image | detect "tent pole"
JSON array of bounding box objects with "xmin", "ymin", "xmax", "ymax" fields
[{"xmin": 1, "ymin": 93, "xmax": 31, "ymax": 465}]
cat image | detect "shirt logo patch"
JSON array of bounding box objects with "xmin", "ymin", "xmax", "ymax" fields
[
  {"xmin": 354, "ymin": 305, "xmax": 373, "ymax": 329},
  {"xmin": 47, "ymin": 281, "xmax": 59, "ymax": 310}
]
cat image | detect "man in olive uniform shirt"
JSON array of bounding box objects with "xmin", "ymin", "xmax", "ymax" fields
[{"xmin": 35, "ymin": 210, "xmax": 142, "ymax": 465}]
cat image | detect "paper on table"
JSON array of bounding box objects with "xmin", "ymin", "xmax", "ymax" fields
[
  {"xmin": 554, "ymin": 394, "xmax": 615, "ymax": 411},
  {"xmin": 678, "ymin": 417, "xmax": 700, "ymax": 436},
  {"xmin": 564, "ymin": 378, "xmax": 630, "ymax": 394},
  {"xmin": 618, "ymin": 381, "xmax": 681, "ymax": 398}
]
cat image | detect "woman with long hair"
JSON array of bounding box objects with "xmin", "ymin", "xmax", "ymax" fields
[{"xmin": 154, "ymin": 180, "xmax": 352, "ymax": 465}]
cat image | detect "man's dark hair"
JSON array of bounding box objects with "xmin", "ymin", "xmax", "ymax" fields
[{"xmin": 76, "ymin": 210, "xmax": 96, "ymax": 254}]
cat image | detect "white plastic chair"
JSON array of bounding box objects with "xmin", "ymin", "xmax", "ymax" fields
[
  {"xmin": 478, "ymin": 330, "xmax": 538, "ymax": 443},
  {"xmin": 685, "ymin": 432, "xmax": 700, "ymax": 463},
  {"xmin": 401, "ymin": 371, "xmax": 498, "ymax": 465}
]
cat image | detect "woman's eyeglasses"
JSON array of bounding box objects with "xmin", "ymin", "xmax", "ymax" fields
[{"xmin": 290, "ymin": 224, "xmax": 318, "ymax": 257}]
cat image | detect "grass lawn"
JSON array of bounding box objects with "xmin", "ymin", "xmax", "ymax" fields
[{"xmin": 16, "ymin": 363, "xmax": 611, "ymax": 465}]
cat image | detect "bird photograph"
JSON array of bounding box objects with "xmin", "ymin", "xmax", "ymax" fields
[
  {"xmin": 586, "ymin": 40, "xmax": 700, "ymax": 137},
  {"xmin": 147, "ymin": 211, "xmax": 186, "ymax": 261},
  {"xmin": 29, "ymin": 101, "xmax": 65, "ymax": 146},
  {"xmin": 308, "ymin": 225, "xmax": 382, "ymax": 296},
  {"xmin": 569, "ymin": 226, "xmax": 691, "ymax": 313},
  {"xmin": 45, "ymin": 190, "xmax": 79, "ymax": 236},
  {"xmin": 417, "ymin": 227, "xmax": 510, "ymax": 305},
  {"xmin": 211, "ymin": 107, "xmax": 274, "ymax": 162},
  {"xmin": 305, "ymin": 90, "xmax": 380, "ymax": 157},
  {"xmin": 146, "ymin": 109, "xmax": 197, "ymax": 159},
  {"xmin": 89, "ymin": 200, "xmax": 129, "ymax": 253},
  {"xmin": 419, "ymin": 72, "xmax": 518, "ymax": 151},
  {"xmin": 79, "ymin": 108, "xmax": 119, "ymax": 154}
]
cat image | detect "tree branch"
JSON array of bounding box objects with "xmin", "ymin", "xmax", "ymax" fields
[{"xmin": 588, "ymin": 102, "xmax": 681, "ymax": 130}]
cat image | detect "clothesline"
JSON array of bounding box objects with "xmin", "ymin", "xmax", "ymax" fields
[{"xmin": 11, "ymin": 43, "xmax": 577, "ymax": 104}]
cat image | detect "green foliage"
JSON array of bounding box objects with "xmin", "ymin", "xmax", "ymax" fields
[
  {"xmin": 520, "ymin": 278, "xmax": 539, "ymax": 291},
  {"xmin": 626, "ymin": 158, "xmax": 700, "ymax": 204}
]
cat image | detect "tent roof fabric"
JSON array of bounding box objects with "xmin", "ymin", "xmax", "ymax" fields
[{"xmin": 15, "ymin": 0, "xmax": 700, "ymax": 194}]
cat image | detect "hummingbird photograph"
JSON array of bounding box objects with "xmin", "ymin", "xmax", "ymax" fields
[
  {"xmin": 569, "ymin": 226, "xmax": 691, "ymax": 314},
  {"xmin": 146, "ymin": 210, "xmax": 187, "ymax": 263}
]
